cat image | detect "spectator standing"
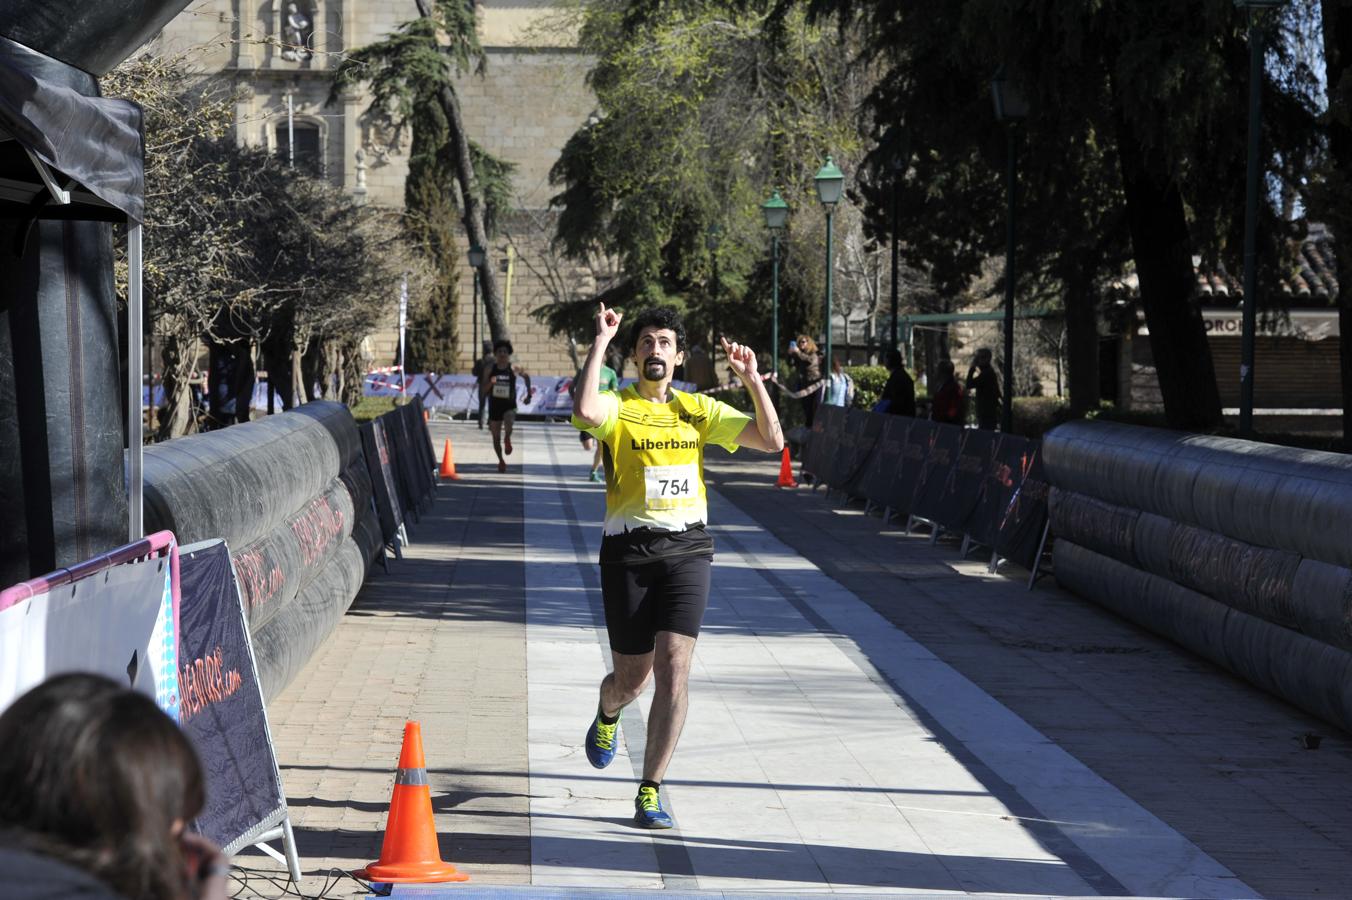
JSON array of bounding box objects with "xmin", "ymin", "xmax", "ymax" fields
[
  {"xmin": 786, "ymin": 335, "xmax": 824, "ymax": 427},
  {"xmin": 930, "ymin": 359, "xmax": 965, "ymax": 425},
  {"xmin": 877, "ymin": 350, "xmax": 917, "ymax": 416},
  {"xmin": 965, "ymin": 347, "xmax": 1003, "ymax": 430},
  {"xmin": 0, "ymin": 673, "xmax": 228, "ymax": 900},
  {"xmin": 823, "ymin": 358, "xmax": 855, "ymax": 408}
]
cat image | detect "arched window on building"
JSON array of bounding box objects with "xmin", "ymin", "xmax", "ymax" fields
[{"xmin": 275, "ymin": 121, "xmax": 323, "ymax": 175}]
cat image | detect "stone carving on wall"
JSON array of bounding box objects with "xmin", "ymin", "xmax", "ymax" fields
[
  {"xmin": 280, "ymin": 2, "xmax": 313, "ymax": 61},
  {"xmin": 358, "ymin": 110, "xmax": 405, "ymax": 166}
]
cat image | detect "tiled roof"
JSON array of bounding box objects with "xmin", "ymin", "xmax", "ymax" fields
[{"xmin": 1114, "ymin": 224, "xmax": 1340, "ymax": 306}]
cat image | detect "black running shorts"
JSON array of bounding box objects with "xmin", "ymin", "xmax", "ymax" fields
[{"xmin": 600, "ymin": 554, "xmax": 712, "ymax": 655}]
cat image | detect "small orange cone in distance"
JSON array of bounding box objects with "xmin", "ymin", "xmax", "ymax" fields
[
  {"xmin": 776, "ymin": 446, "xmax": 798, "ymax": 488},
  {"xmin": 438, "ymin": 439, "xmax": 459, "ymax": 480},
  {"xmin": 356, "ymin": 722, "xmax": 468, "ymax": 884}
]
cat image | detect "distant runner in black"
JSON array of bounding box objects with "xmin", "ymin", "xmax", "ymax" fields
[{"xmin": 479, "ymin": 340, "xmax": 532, "ymax": 473}]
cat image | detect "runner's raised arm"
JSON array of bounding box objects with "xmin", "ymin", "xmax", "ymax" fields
[
  {"xmin": 721, "ymin": 337, "xmax": 784, "ymax": 453},
  {"xmin": 575, "ymin": 303, "xmax": 623, "ymax": 427}
]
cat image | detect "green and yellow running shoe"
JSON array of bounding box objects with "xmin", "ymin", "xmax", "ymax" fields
[
  {"xmin": 633, "ymin": 785, "xmax": 674, "ymax": 829},
  {"xmin": 585, "ymin": 711, "xmax": 619, "ymax": 769}
]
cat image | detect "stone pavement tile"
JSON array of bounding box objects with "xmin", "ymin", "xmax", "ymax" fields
[
  {"xmin": 705, "ymin": 446, "xmax": 1352, "ymax": 900},
  {"xmin": 231, "ymin": 423, "xmax": 531, "ymax": 898}
]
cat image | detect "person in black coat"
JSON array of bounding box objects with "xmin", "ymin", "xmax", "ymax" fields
[
  {"xmin": 878, "ymin": 349, "xmax": 917, "ymax": 416},
  {"xmin": 965, "ymin": 347, "xmax": 1002, "ymax": 430}
]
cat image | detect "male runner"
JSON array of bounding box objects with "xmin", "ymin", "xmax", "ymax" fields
[
  {"xmin": 572, "ymin": 303, "xmax": 783, "ymax": 829},
  {"xmin": 480, "ymin": 340, "xmax": 532, "ymax": 473}
]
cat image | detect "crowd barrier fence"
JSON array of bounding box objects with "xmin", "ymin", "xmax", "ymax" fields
[{"xmin": 800, "ymin": 409, "xmax": 1049, "ymax": 582}]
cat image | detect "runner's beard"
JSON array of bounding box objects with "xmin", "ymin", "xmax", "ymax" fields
[{"xmin": 643, "ymin": 358, "xmax": 667, "ymax": 380}]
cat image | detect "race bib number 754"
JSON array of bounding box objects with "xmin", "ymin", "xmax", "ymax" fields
[{"xmin": 644, "ymin": 463, "xmax": 699, "ymax": 507}]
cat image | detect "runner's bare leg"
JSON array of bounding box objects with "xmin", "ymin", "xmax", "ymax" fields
[
  {"xmin": 642, "ymin": 631, "xmax": 695, "ymax": 784},
  {"xmin": 489, "ymin": 419, "xmax": 504, "ymax": 463},
  {"xmin": 601, "ymin": 650, "xmax": 652, "ymax": 718}
]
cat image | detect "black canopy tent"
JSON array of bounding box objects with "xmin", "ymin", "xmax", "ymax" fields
[{"xmin": 0, "ymin": 1, "xmax": 189, "ymax": 585}]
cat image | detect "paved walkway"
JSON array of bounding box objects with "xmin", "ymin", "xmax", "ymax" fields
[{"xmin": 233, "ymin": 421, "xmax": 1352, "ymax": 900}]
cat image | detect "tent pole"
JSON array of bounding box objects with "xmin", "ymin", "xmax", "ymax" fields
[{"xmin": 128, "ymin": 222, "xmax": 144, "ymax": 539}]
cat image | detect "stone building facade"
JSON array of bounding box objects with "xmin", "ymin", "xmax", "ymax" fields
[{"xmin": 154, "ymin": 0, "xmax": 597, "ymax": 376}]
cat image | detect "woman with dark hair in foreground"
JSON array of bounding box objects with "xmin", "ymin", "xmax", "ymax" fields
[{"xmin": 0, "ymin": 673, "xmax": 228, "ymax": 900}]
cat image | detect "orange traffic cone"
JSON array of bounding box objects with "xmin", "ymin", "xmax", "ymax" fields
[
  {"xmin": 438, "ymin": 439, "xmax": 459, "ymax": 480},
  {"xmin": 356, "ymin": 722, "xmax": 469, "ymax": 884},
  {"xmin": 776, "ymin": 446, "xmax": 798, "ymax": 488}
]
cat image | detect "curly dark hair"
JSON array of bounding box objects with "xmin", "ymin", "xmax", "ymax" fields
[
  {"xmin": 493, "ymin": 339, "xmax": 514, "ymax": 355},
  {"xmin": 626, "ymin": 306, "xmax": 687, "ymax": 356}
]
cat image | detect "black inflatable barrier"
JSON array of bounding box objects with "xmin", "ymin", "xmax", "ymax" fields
[
  {"xmin": 1043, "ymin": 421, "xmax": 1352, "ymax": 569},
  {"xmin": 1055, "ymin": 540, "xmax": 1352, "ymax": 735},
  {"xmin": 1050, "ymin": 488, "xmax": 1352, "ymax": 652},
  {"xmin": 144, "ymin": 401, "xmax": 389, "ymax": 700},
  {"xmin": 231, "ymin": 474, "xmax": 357, "ymax": 633},
  {"xmin": 144, "ymin": 404, "xmax": 349, "ymax": 548},
  {"xmin": 250, "ymin": 538, "xmax": 369, "ymax": 702},
  {"xmin": 966, "ymin": 435, "xmax": 1030, "ymax": 551},
  {"xmin": 1048, "ymin": 487, "xmax": 1139, "ymax": 565}
]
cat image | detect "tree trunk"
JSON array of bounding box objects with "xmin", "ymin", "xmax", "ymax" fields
[
  {"xmin": 1322, "ymin": 1, "xmax": 1352, "ymax": 448},
  {"xmin": 1062, "ymin": 261, "xmax": 1100, "ymax": 418},
  {"xmin": 414, "ymin": 0, "xmax": 509, "ymax": 343},
  {"xmin": 1113, "ymin": 103, "xmax": 1222, "ymax": 432},
  {"xmin": 156, "ymin": 332, "xmax": 197, "ymax": 440}
]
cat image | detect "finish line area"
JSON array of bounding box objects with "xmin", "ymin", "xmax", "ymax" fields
[{"xmin": 238, "ymin": 421, "xmax": 1348, "ymax": 900}]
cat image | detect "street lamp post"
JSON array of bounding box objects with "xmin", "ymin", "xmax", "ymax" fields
[
  {"xmin": 814, "ymin": 157, "xmax": 845, "ymax": 368},
  {"xmin": 991, "ymin": 67, "xmax": 1029, "ymax": 433},
  {"xmin": 762, "ymin": 191, "xmax": 789, "ymax": 376},
  {"xmin": 468, "ymin": 243, "xmax": 485, "ymax": 357},
  {"xmin": 1236, "ymin": 0, "xmax": 1287, "ymax": 436},
  {"xmin": 884, "ymin": 126, "xmax": 908, "ymax": 356}
]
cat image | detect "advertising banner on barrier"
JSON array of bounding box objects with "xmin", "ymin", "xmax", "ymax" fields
[
  {"xmin": 996, "ymin": 442, "xmax": 1051, "ymax": 569},
  {"xmin": 887, "ymin": 418, "xmax": 935, "ymax": 519},
  {"xmin": 910, "ymin": 423, "xmax": 963, "ymax": 525},
  {"xmin": 967, "ymin": 435, "xmax": 1031, "ymax": 550},
  {"xmin": 932, "ymin": 429, "xmax": 1000, "ymax": 533},
  {"xmin": 364, "ymin": 373, "xmax": 694, "ymax": 418},
  {"xmin": 361, "ymin": 418, "xmax": 405, "ymax": 545},
  {"xmin": 808, "ymin": 404, "xmax": 846, "ymax": 483},
  {"xmin": 178, "ymin": 539, "xmax": 288, "ymax": 856},
  {"xmin": 827, "ymin": 408, "xmax": 867, "ymax": 490},
  {"xmin": 859, "ymin": 415, "xmax": 910, "ymax": 508},
  {"xmin": 0, "ymin": 552, "xmax": 177, "ymax": 718}
]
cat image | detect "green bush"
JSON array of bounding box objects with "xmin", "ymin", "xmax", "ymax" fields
[
  {"xmin": 350, "ymin": 396, "xmax": 398, "ymax": 423},
  {"xmin": 846, "ymin": 365, "xmax": 888, "ymax": 410}
]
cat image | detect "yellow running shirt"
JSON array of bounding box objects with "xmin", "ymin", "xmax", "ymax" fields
[{"xmin": 573, "ymin": 384, "xmax": 751, "ymax": 538}]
